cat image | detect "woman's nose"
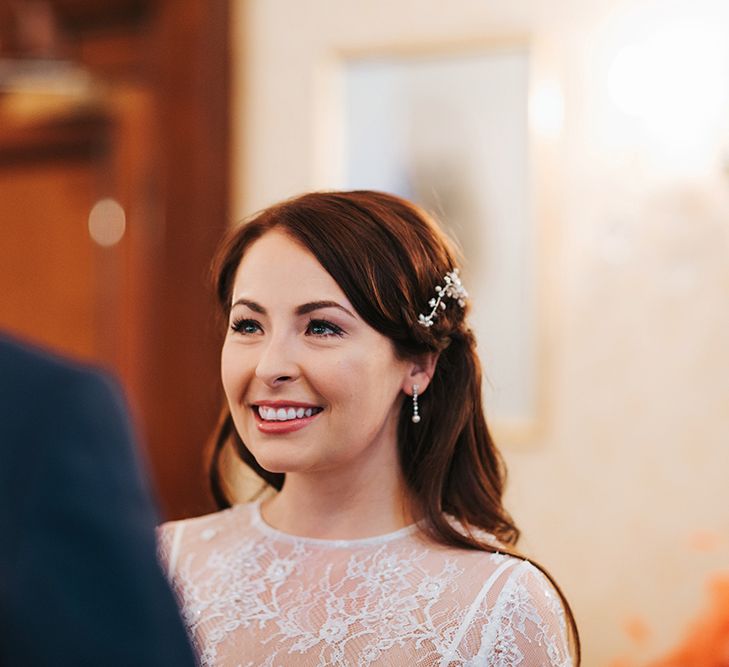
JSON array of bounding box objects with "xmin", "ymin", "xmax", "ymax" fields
[{"xmin": 254, "ymin": 335, "xmax": 299, "ymax": 387}]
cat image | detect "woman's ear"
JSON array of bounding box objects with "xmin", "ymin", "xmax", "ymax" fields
[{"xmin": 402, "ymin": 352, "xmax": 439, "ymax": 395}]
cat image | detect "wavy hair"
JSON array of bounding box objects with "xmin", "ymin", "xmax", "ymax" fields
[{"xmin": 207, "ymin": 190, "xmax": 579, "ymax": 662}]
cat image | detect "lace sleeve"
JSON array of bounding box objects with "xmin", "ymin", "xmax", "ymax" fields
[
  {"xmin": 480, "ymin": 560, "xmax": 572, "ymax": 667},
  {"xmin": 156, "ymin": 521, "xmax": 186, "ymax": 580}
]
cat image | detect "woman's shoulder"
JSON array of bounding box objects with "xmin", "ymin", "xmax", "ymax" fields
[
  {"xmin": 403, "ymin": 535, "xmax": 572, "ymax": 663},
  {"xmin": 441, "ymin": 547, "xmax": 571, "ymax": 664},
  {"xmin": 157, "ymin": 503, "xmax": 258, "ymax": 569},
  {"xmin": 488, "ymin": 556, "xmax": 567, "ymax": 614},
  {"xmin": 415, "ymin": 521, "xmax": 560, "ymax": 598},
  {"xmin": 161, "ymin": 501, "xmax": 258, "ymax": 534},
  {"xmin": 440, "ymin": 541, "xmax": 549, "ymax": 594},
  {"xmin": 433, "ymin": 530, "xmax": 568, "ymax": 622}
]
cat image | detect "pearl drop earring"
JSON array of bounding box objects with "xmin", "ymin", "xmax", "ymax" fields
[{"xmin": 411, "ymin": 384, "xmax": 421, "ymax": 424}]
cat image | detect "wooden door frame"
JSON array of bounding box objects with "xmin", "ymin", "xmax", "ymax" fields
[{"xmin": 1, "ymin": 0, "xmax": 231, "ymax": 519}]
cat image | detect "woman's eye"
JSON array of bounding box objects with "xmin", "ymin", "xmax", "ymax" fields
[
  {"xmin": 231, "ymin": 318, "xmax": 262, "ymax": 335},
  {"xmin": 306, "ymin": 319, "xmax": 344, "ymax": 337}
]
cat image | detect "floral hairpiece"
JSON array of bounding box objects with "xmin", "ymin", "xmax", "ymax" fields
[{"xmin": 417, "ymin": 268, "xmax": 468, "ymax": 328}]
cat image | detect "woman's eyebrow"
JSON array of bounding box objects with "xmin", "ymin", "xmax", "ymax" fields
[
  {"xmin": 230, "ymin": 298, "xmax": 355, "ymax": 319},
  {"xmin": 296, "ymin": 301, "xmax": 356, "ymax": 319},
  {"xmin": 231, "ymin": 298, "xmax": 265, "ymax": 313}
]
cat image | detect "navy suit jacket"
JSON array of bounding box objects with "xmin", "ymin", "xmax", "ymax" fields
[{"xmin": 0, "ymin": 335, "xmax": 196, "ymax": 666}]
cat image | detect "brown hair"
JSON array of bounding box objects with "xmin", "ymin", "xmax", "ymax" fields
[{"xmin": 208, "ymin": 190, "xmax": 579, "ymax": 662}]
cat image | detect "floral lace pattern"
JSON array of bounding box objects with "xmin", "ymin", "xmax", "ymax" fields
[{"xmin": 158, "ymin": 503, "xmax": 571, "ymax": 666}]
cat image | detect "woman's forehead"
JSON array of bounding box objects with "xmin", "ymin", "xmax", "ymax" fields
[{"xmin": 232, "ymin": 231, "xmax": 349, "ymax": 305}]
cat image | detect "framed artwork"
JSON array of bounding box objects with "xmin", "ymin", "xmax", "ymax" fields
[{"xmin": 342, "ymin": 48, "xmax": 538, "ymax": 439}]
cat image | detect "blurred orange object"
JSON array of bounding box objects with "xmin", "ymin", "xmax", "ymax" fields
[
  {"xmin": 623, "ymin": 615, "xmax": 652, "ymax": 645},
  {"xmin": 687, "ymin": 530, "xmax": 723, "ymax": 553},
  {"xmin": 648, "ymin": 574, "xmax": 729, "ymax": 667},
  {"xmin": 607, "ymin": 657, "xmax": 636, "ymax": 667}
]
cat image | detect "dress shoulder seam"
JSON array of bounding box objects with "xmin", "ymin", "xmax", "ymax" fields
[
  {"xmin": 166, "ymin": 520, "xmax": 186, "ymax": 579},
  {"xmin": 478, "ymin": 559, "xmax": 533, "ymax": 655},
  {"xmin": 438, "ymin": 556, "xmax": 520, "ymax": 666}
]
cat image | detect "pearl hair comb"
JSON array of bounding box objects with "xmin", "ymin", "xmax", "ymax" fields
[{"xmin": 417, "ymin": 269, "xmax": 468, "ymax": 328}]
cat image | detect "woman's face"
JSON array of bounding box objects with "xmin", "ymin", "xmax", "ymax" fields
[{"xmin": 221, "ymin": 230, "xmax": 415, "ymax": 476}]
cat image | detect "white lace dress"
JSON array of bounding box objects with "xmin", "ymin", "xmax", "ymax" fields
[{"xmin": 157, "ymin": 502, "xmax": 571, "ymax": 667}]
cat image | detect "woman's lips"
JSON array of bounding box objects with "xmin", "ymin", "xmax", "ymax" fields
[{"xmin": 251, "ymin": 404, "xmax": 323, "ymax": 435}]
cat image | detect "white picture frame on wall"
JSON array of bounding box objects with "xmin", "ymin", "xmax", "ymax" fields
[{"xmin": 340, "ymin": 47, "xmax": 539, "ymax": 441}]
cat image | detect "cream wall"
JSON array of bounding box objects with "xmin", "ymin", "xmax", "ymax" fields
[{"xmin": 230, "ymin": 1, "xmax": 729, "ymax": 664}]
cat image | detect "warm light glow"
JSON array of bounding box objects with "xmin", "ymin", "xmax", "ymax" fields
[
  {"xmin": 530, "ymin": 80, "xmax": 564, "ymax": 139},
  {"xmin": 88, "ymin": 198, "xmax": 126, "ymax": 247},
  {"xmin": 607, "ymin": 19, "xmax": 727, "ymax": 154}
]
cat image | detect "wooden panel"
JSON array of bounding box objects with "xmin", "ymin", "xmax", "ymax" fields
[
  {"xmin": 140, "ymin": 0, "xmax": 230, "ymax": 519},
  {"xmin": 0, "ymin": 156, "xmax": 103, "ymax": 361},
  {"xmin": 0, "ymin": 110, "xmax": 110, "ymax": 164},
  {"xmin": 53, "ymin": 0, "xmax": 151, "ymax": 31},
  {"xmin": 0, "ymin": 0, "xmax": 230, "ymax": 521}
]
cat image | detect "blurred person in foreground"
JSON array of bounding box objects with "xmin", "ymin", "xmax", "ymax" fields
[{"xmin": 0, "ymin": 334, "xmax": 196, "ymax": 667}]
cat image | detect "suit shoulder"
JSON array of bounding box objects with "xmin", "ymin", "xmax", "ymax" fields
[{"xmin": 0, "ymin": 334, "xmax": 118, "ymax": 401}]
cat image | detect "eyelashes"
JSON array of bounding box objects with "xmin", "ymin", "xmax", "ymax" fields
[
  {"xmin": 230, "ymin": 318, "xmax": 262, "ymax": 335},
  {"xmin": 230, "ymin": 318, "xmax": 345, "ymax": 338},
  {"xmin": 305, "ymin": 319, "xmax": 345, "ymax": 337}
]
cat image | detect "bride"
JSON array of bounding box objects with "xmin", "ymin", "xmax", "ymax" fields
[{"xmin": 158, "ymin": 190, "xmax": 580, "ymax": 666}]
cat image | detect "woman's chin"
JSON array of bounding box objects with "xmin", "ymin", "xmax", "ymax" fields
[{"xmin": 249, "ymin": 449, "xmax": 310, "ymax": 475}]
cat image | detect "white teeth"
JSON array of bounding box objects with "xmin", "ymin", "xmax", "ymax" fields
[{"xmin": 257, "ymin": 406, "xmax": 319, "ymax": 421}]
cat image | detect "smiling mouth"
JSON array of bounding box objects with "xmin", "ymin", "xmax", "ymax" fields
[{"xmin": 254, "ymin": 406, "xmax": 324, "ymax": 422}]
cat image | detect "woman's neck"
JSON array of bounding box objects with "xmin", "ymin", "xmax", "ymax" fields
[{"xmin": 259, "ymin": 467, "xmax": 416, "ymax": 540}]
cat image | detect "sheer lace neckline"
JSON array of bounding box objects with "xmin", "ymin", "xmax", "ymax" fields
[
  {"xmin": 159, "ymin": 505, "xmax": 573, "ymax": 666},
  {"xmin": 245, "ymin": 500, "xmax": 419, "ymax": 548}
]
